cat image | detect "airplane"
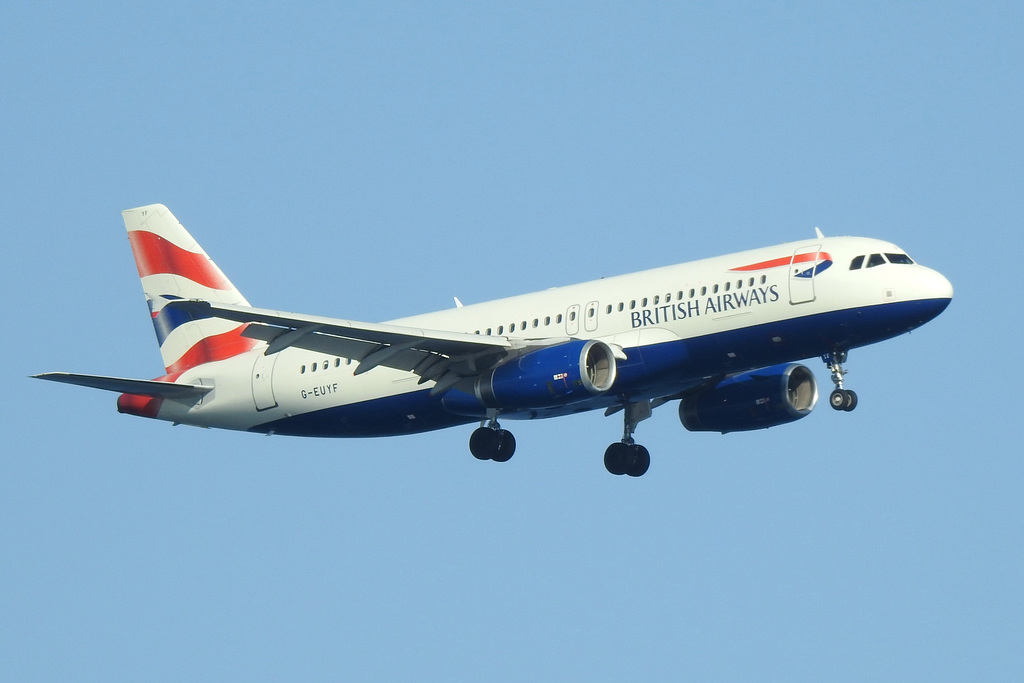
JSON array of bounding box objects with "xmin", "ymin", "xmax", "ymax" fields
[{"xmin": 34, "ymin": 204, "xmax": 953, "ymax": 476}]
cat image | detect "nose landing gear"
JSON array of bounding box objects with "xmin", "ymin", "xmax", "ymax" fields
[{"xmin": 823, "ymin": 350, "xmax": 858, "ymax": 411}]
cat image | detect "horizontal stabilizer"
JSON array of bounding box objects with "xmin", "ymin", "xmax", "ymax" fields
[{"xmin": 32, "ymin": 372, "xmax": 211, "ymax": 398}]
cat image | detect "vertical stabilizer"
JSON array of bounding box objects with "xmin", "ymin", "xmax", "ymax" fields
[{"xmin": 122, "ymin": 204, "xmax": 260, "ymax": 376}]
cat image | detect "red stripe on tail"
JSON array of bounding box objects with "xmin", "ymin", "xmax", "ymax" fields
[
  {"xmin": 128, "ymin": 230, "xmax": 232, "ymax": 290},
  {"xmin": 164, "ymin": 326, "xmax": 261, "ymax": 375}
]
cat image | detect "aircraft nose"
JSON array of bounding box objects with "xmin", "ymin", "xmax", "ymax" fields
[
  {"xmin": 913, "ymin": 267, "xmax": 953, "ymax": 322},
  {"xmin": 928, "ymin": 268, "xmax": 954, "ymax": 301}
]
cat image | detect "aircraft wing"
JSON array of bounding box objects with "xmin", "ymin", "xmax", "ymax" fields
[
  {"xmin": 32, "ymin": 372, "xmax": 211, "ymax": 398},
  {"xmin": 164, "ymin": 300, "xmax": 547, "ymax": 394}
]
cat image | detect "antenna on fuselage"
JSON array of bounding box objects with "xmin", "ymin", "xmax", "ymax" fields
[{"xmin": 815, "ymin": 227, "xmax": 825, "ymax": 239}]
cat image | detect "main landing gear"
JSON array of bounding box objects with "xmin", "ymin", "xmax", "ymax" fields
[
  {"xmin": 823, "ymin": 350, "xmax": 858, "ymax": 412},
  {"xmin": 604, "ymin": 401, "xmax": 652, "ymax": 477},
  {"xmin": 466, "ymin": 403, "xmax": 653, "ymax": 477},
  {"xmin": 469, "ymin": 412, "xmax": 516, "ymax": 462}
]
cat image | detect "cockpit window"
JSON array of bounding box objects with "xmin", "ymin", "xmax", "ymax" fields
[
  {"xmin": 866, "ymin": 253, "xmax": 886, "ymax": 268},
  {"xmin": 885, "ymin": 253, "xmax": 914, "ymax": 265},
  {"xmin": 850, "ymin": 255, "xmax": 865, "ymax": 270}
]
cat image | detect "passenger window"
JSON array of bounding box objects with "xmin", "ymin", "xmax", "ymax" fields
[
  {"xmin": 606, "ymin": 305, "xmax": 612, "ymax": 314},
  {"xmin": 311, "ymin": 362, "xmax": 317, "ymax": 372},
  {"xmin": 617, "ymin": 303, "xmax": 624, "ymax": 312},
  {"xmin": 335, "ymin": 358, "xmax": 341, "ymax": 367},
  {"xmin": 713, "ymin": 285, "xmax": 719, "ymax": 294},
  {"xmin": 700, "ymin": 286, "xmax": 707, "ymax": 296},
  {"xmin": 533, "ymin": 319, "xmax": 539, "ymax": 328},
  {"xmin": 724, "ymin": 282, "xmax": 731, "ymax": 291},
  {"xmin": 760, "ymin": 275, "xmax": 767, "ymax": 284},
  {"xmin": 509, "ymin": 323, "xmax": 516, "ymax": 333},
  {"xmin": 641, "ymin": 298, "xmax": 648, "ymax": 306},
  {"xmin": 569, "ymin": 311, "xmax": 576, "ymax": 321},
  {"xmin": 486, "ymin": 328, "xmax": 492, "ymax": 335},
  {"xmin": 588, "ymin": 308, "xmax": 595, "ymax": 318},
  {"xmin": 748, "ymin": 278, "xmax": 754, "ymax": 287},
  {"xmin": 867, "ymin": 253, "xmax": 886, "ymax": 268},
  {"xmin": 850, "ymin": 255, "xmax": 865, "ymax": 270},
  {"xmin": 497, "ymin": 325, "xmax": 504, "ymax": 334},
  {"xmin": 556, "ymin": 314, "xmax": 563, "ymax": 323},
  {"xmin": 886, "ymin": 253, "xmax": 914, "ymax": 265},
  {"xmin": 323, "ymin": 361, "xmax": 329, "ymax": 370},
  {"xmin": 300, "ymin": 365, "xmax": 306, "ymax": 374},
  {"xmin": 689, "ymin": 289, "xmax": 695, "ymax": 298},
  {"xmin": 544, "ymin": 317, "xmax": 551, "ymax": 325},
  {"xmin": 630, "ymin": 300, "xmax": 636, "ymax": 310},
  {"xmin": 653, "ymin": 295, "xmax": 660, "ymax": 305}
]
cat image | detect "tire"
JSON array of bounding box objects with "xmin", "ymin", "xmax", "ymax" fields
[
  {"xmin": 830, "ymin": 389, "xmax": 847, "ymax": 410},
  {"xmin": 604, "ymin": 442, "xmax": 629, "ymax": 475},
  {"xmin": 491, "ymin": 430, "xmax": 516, "ymax": 462},
  {"xmin": 842, "ymin": 390, "xmax": 858, "ymax": 412},
  {"xmin": 627, "ymin": 444, "xmax": 650, "ymax": 477},
  {"xmin": 469, "ymin": 427, "xmax": 498, "ymax": 460}
]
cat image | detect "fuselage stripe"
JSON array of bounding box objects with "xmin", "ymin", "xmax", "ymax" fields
[{"xmin": 730, "ymin": 251, "xmax": 833, "ymax": 272}]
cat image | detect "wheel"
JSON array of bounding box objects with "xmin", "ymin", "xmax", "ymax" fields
[
  {"xmin": 842, "ymin": 389, "xmax": 858, "ymax": 412},
  {"xmin": 491, "ymin": 429, "xmax": 516, "ymax": 462},
  {"xmin": 604, "ymin": 442, "xmax": 630, "ymax": 475},
  {"xmin": 829, "ymin": 389, "xmax": 846, "ymax": 410},
  {"xmin": 469, "ymin": 427, "xmax": 498, "ymax": 460},
  {"xmin": 627, "ymin": 444, "xmax": 650, "ymax": 477}
]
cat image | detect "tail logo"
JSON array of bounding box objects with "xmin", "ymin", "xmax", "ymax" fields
[{"xmin": 124, "ymin": 204, "xmax": 259, "ymax": 375}]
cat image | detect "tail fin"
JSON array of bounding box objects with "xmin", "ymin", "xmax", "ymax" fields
[{"xmin": 123, "ymin": 204, "xmax": 261, "ymax": 376}]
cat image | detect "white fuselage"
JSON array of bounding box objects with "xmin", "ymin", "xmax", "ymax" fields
[{"xmin": 156, "ymin": 235, "xmax": 952, "ymax": 437}]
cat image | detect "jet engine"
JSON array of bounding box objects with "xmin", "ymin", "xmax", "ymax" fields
[
  {"xmin": 445, "ymin": 339, "xmax": 618, "ymax": 413},
  {"xmin": 679, "ymin": 363, "xmax": 818, "ymax": 433}
]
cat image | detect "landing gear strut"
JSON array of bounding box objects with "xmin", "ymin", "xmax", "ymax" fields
[
  {"xmin": 469, "ymin": 411, "xmax": 516, "ymax": 462},
  {"xmin": 604, "ymin": 401, "xmax": 651, "ymax": 477},
  {"xmin": 823, "ymin": 350, "xmax": 858, "ymax": 412}
]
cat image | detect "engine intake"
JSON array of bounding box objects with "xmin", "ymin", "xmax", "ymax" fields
[{"xmin": 679, "ymin": 363, "xmax": 818, "ymax": 433}]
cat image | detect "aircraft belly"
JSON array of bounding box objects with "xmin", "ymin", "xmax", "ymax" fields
[{"xmin": 252, "ymin": 388, "xmax": 474, "ymax": 437}]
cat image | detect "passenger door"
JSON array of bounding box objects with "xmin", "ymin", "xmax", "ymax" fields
[{"xmin": 789, "ymin": 245, "xmax": 820, "ymax": 305}]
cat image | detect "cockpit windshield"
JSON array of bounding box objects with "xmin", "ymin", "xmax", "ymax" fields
[
  {"xmin": 849, "ymin": 252, "xmax": 915, "ymax": 269},
  {"xmin": 885, "ymin": 253, "xmax": 914, "ymax": 265}
]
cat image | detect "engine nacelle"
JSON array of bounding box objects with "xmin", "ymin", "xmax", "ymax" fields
[
  {"xmin": 679, "ymin": 363, "xmax": 818, "ymax": 433},
  {"xmin": 468, "ymin": 339, "xmax": 618, "ymax": 411}
]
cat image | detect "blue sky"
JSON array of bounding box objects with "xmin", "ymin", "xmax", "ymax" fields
[{"xmin": 2, "ymin": 2, "xmax": 1021, "ymax": 680}]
